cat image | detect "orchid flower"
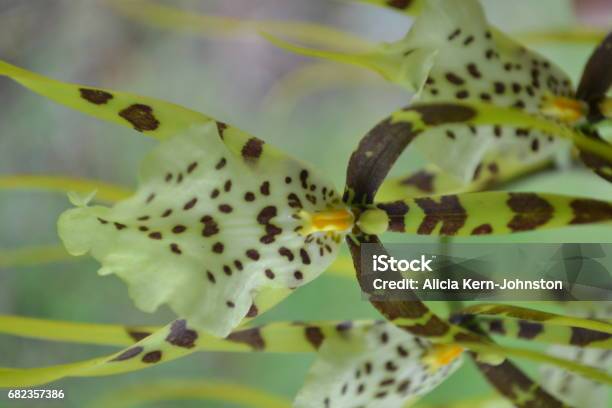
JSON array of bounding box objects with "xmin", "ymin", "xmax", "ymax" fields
[
  {"xmin": 2, "ymin": 58, "xmax": 612, "ymax": 407},
  {"xmin": 264, "ymin": 0, "xmax": 612, "ymax": 187}
]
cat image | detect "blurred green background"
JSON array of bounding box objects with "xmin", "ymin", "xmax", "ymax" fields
[{"xmin": 0, "ymin": 1, "xmax": 611, "ymax": 407}]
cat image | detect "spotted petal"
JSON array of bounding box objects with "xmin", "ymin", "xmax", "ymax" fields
[
  {"xmin": 58, "ymin": 123, "xmax": 347, "ymax": 337},
  {"xmin": 294, "ymin": 321, "xmax": 463, "ymax": 408},
  {"xmin": 269, "ymin": 0, "xmax": 577, "ymax": 183},
  {"xmin": 398, "ymin": 0, "xmax": 576, "ymax": 181}
]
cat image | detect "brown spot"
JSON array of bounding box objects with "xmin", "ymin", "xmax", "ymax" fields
[
  {"xmin": 172, "ymin": 225, "xmax": 186, "ymax": 234},
  {"xmin": 114, "ymin": 222, "xmax": 127, "ymax": 230},
  {"xmin": 215, "ymin": 157, "xmax": 227, "ymax": 170},
  {"xmin": 467, "ymin": 63, "xmax": 482, "ymax": 79},
  {"xmin": 242, "ymin": 138, "xmax": 264, "ymax": 161},
  {"xmin": 287, "ymin": 193, "xmax": 302, "ymax": 209},
  {"xmin": 170, "ymin": 243, "xmax": 182, "ymax": 254},
  {"xmin": 216, "ymin": 122, "xmax": 227, "ymax": 138},
  {"xmin": 404, "ymin": 315, "xmax": 450, "ymax": 337},
  {"xmin": 244, "ymin": 192, "xmax": 256, "ymax": 202},
  {"xmin": 224, "ymin": 180, "xmax": 232, "ymax": 192},
  {"xmin": 187, "ymin": 162, "xmax": 198, "ymax": 174},
  {"xmin": 448, "ymin": 28, "xmax": 461, "ymax": 41},
  {"xmin": 206, "ymin": 270, "xmax": 216, "ymax": 283},
  {"xmin": 493, "ymin": 82, "xmax": 505, "ymax": 94},
  {"xmin": 456, "ymin": 90, "xmax": 469, "ymax": 99},
  {"xmin": 445, "ymin": 72, "xmax": 465, "ymax": 86},
  {"xmin": 397, "ymin": 379, "xmax": 411, "ymax": 394},
  {"xmin": 569, "ymin": 327, "xmax": 611, "ymax": 346},
  {"xmin": 148, "ymin": 232, "xmax": 162, "ymax": 240},
  {"xmin": 507, "ymin": 193, "xmax": 553, "ymax": 231},
  {"xmin": 165, "ymin": 319, "xmax": 198, "ymax": 349},
  {"xmin": 265, "ymin": 269, "xmax": 275, "ymax": 279},
  {"xmin": 387, "ymin": 0, "xmax": 413, "ymax": 9},
  {"xmin": 570, "ymin": 199, "xmax": 612, "ymax": 224},
  {"xmin": 471, "ymin": 223, "xmax": 493, "ymax": 235},
  {"xmin": 408, "ymin": 103, "xmax": 477, "ymax": 126},
  {"xmin": 162, "ymin": 209, "xmax": 172, "ymax": 218},
  {"xmin": 278, "ymin": 247, "xmax": 294, "ymax": 261},
  {"xmin": 246, "ymin": 303, "xmax": 259, "ymax": 318},
  {"xmin": 119, "ymin": 104, "xmax": 160, "ymax": 132},
  {"xmin": 111, "ymin": 346, "xmax": 143, "ymax": 361},
  {"xmin": 141, "ymin": 350, "xmax": 162, "ymax": 363},
  {"xmin": 218, "ymin": 204, "xmax": 233, "ymax": 213},
  {"xmin": 401, "ymin": 170, "xmax": 434, "ymax": 193},
  {"xmin": 294, "ymin": 270, "xmax": 304, "ymax": 280},
  {"xmin": 299, "ymin": 249, "xmax": 311, "ymax": 265},
  {"xmin": 305, "ymin": 326, "xmax": 324, "ymax": 349},
  {"xmin": 183, "ymin": 198, "xmax": 198, "ymax": 210},
  {"xmin": 201, "ymin": 216, "xmax": 220, "ymax": 237},
  {"xmin": 246, "ymin": 249, "xmax": 260, "ymax": 260},
  {"xmin": 377, "ymin": 201, "xmax": 410, "ymax": 232},
  {"xmin": 260, "ymin": 181, "xmax": 270, "ymax": 196},
  {"xmin": 415, "ymin": 195, "xmax": 467, "ymax": 235},
  {"xmin": 227, "ymin": 328, "xmax": 265, "ymax": 350},
  {"xmin": 488, "ymin": 319, "xmax": 506, "ymax": 335},
  {"xmin": 212, "ymin": 242, "xmax": 224, "ymax": 253},
  {"xmin": 80, "ymin": 88, "xmax": 113, "ymax": 105},
  {"xmin": 517, "ymin": 321, "xmax": 543, "ymax": 339},
  {"xmin": 257, "ymin": 206, "xmax": 277, "ymax": 224}
]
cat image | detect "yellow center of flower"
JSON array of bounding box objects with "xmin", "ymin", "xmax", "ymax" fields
[
  {"xmin": 424, "ymin": 344, "xmax": 464, "ymax": 370},
  {"xmin": 540, "ymin": 95, "xmax": 586, "ymax": 124},
  {"xmin": 299, "ymin": 208, "xmax": 354, "ymax": 235}
]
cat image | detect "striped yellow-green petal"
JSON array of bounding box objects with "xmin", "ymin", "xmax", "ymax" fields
[
  {"xmin": 376, "ymin": 155, "xmax": 556, "ymax": 201},
  {"xmin": 466, "ymin": 317, "xmax": 612, "ymax": 350},
  {"xmin": 294, "ymin": 321, "xmax": 463, "ymax": 408},
  {"xmin": 58, "ymin": 123, "xmax": 347, "ymax": 337},
  {"xmin": 344, "ymin": 101, "xmax": 612, "ymax": 204},
  {"xmin": 0, "ymin": 318, "xmax": 348, "ymax": 387},
  {"xmin": 356, "ymin": 191, "xmax": 612, "ymax": 236},
  {"xmin": 0, "ymin": 59, "xmax": 207, "ymax": 140},
  {"xmin": 454, "ymin": 304, "xmax": 612, "ymax": 334},
  {"xmin": 450, "ymin": 304, "xmax": 612, "ymax": 349},
  {"xmin": 107, "ymin": 0, "xmax": 372, "ymax": 53}
]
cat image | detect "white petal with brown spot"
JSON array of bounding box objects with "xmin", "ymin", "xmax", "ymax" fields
[
  {"xmin": 58, "ymin": 123, "xmax": 346, "ymax": 337},
  {"xmin": 295, "ymin": 321, "xmax": 463, "ymax": 408}
]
